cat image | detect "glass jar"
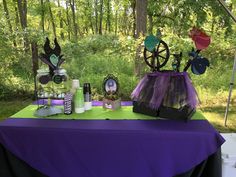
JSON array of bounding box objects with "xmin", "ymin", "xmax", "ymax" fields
[
  {"xmin": 52, "ymin": 69, "xmax": 69, "ymax": 99},
  {"xmin": 36, "ymin": 68, "xmax": 69, "ymax": 99},
  {"xmin": 36, "ymin": 69, "xmax": 50, "ymax": 98},
  {"xmin": 36, "ymin": 68, "xmax": 50, "ymax": 85},
  {"xmin": 52, "ymin": 68, "xmax": 68, "ymax": 84}
]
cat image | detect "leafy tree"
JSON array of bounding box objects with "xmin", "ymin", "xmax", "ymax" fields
[{"xmin": 0, "ymin": 0, "xmax": 235, "ymax": 100}]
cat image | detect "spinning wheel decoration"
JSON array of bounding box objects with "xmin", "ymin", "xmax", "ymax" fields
[
  {"xmin": 172, "ymin": 52, "xmax": 182, "ymax": 72},
  {"xmin": 143, "ymin": 35, "xmax": 170, "ymax": 71}
]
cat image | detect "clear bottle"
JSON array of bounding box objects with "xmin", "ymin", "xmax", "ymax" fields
[{"xmin": 74, "ymin": 87, "xmax": 85, "ymax": 113}]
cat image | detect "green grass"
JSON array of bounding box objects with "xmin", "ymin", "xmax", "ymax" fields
[
  {"xmin": 0, "ymin": 98, "xmax": 236, "ymax": 132},
  {"xmin": 0, "ymin": 99, "xmax": 32, "ymax": 121},
  {"xmin": 200, "ymin": 105, "xmax": 236, "ymax": 133}
]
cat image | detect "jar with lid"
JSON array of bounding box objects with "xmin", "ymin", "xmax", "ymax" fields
[
  {"xmin": 52, "ymin": 68, "xmax": 68, "ymax": 84},
  {"xmin": 36, "ymin": 68, "xmax": 51, "ymax": 98},
  {"xmin": 52, "ymin": 68, "xmax": 69, "ymax": 99},
  {"xmin": 37, "ymin": 68, "xmax": 51, "ymax": 85},
  {"xmin": 36, "ymin": 68, "xmax": 69, "ymax": 99}
]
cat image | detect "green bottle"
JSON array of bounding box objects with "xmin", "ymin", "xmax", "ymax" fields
[{"xmin": 74, "ymin": 87, "xmax": 85, "ymax": 113}]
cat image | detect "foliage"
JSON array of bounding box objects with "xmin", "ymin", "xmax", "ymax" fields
[
  {"xmin": 0, "ymin": 25, "xmax": 33, "ymax": 99},
  {"xmin": 0, "ymin": 0, "xmax": 236, "ymax": 105},
  {"xmin": 61, "ymin": 34, "xmax": 138, "ymax": 99}
]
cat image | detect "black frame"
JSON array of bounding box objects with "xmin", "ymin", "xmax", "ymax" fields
[{"xmin": 103, "ymin": 74, "xmax": 119, "ymax": 95}]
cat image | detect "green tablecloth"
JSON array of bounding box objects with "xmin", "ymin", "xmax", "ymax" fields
[{"xmin": 11, "ymin": 105, "xmax": 206, "ymax": 120}]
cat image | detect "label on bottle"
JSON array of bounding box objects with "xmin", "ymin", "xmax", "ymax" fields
[{"xmin": 84, "ymin": 93, "xmax": 91, "ymax": 102}]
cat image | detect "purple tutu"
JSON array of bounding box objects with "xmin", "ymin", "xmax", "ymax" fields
[{"xmin": 131, "ymin": 71, "xmax": 198, "ymax": 110}]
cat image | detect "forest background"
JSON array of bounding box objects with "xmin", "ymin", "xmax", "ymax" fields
[{"xmin": 0, "ymin": 0, "xmax": 236, "ymax": 131}]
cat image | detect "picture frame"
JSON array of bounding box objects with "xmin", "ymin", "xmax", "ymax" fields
[
  {"xmin": 102, "ymin": 74, "xmax": 121, "ymax": 110},
  {"xmin": 103, "ymin": 74, "xmax": 119, "ymax": 95}
]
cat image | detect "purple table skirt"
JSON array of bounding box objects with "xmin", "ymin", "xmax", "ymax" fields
[
  {"xmin": 33, "ymin": 99, "xmax": 133, "ymax": 106},
  {"xmin": 0, "ymin": 118, "xmax": 224, "ymax": 177}
]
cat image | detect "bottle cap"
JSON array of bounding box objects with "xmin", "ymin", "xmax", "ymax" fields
[{"xmin": 83, "ymin": 83, "xmax": 91, "ymax": 94}]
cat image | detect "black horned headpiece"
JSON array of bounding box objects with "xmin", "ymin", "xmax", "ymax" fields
[{"xmin": 39, "ymin": 38, "xmax": 65, "ymax": 75}]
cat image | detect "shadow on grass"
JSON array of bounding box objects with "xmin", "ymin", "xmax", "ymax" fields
[
  {"xmin": 0, "ymin": 99, "xmax": 32, "ymax": 121},
  {"xmin": 199, "ymin": 104, "xmax": 236, "ymax": 133},
  {"xmin": 200, "ymin": 105, "xmax": 236, "ymax": 114}
]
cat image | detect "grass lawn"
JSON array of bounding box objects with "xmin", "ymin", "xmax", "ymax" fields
[
  {"xmin": 0, "ymin": 99, "xmax": 235, "ymax": 133},
  {"xmin": 200, "ymin": 105, "xmax": 236, "ymax": 132},
  {"xmin": 0, "ymin": 99, "xmax": 32, "ymax": 120}
]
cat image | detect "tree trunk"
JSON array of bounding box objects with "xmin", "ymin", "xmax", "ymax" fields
[
  {"xmin": 115, "ymin": 10, "xmax": 118, "ymax": 35},
  {"xmin": 211, "ymin": 16, "xmax": 215, "ymax": 34},
  {"xmin": 66, "ymin": 1, "xmax": 71, "ymax": 40},
  {"xmin": 122, "ymin": 6, "xmax": 128, "ymax": 35},
  {"xmin": 135, "ymin": 0, "xmax": 147, "ymax": 38},
  {"xmin": 99, "ymin": 0, "xmax": 104, "ymax": 35},
  {"xmin": 57, "ymin": 0, "xmax": 64, "ymax": 39},
  {"xmin": 31, "ymin": 42, "xmax": 39, "ymax": 99},
  {"xmin": 3, "ymin": 0, "xmax": 17, "ymax": 47},
  {"xmin": 134, "ymin": 0, "xmax": 147, "ymax": 77},
  {"xmin": 69, "ymin": 0, "xmax": 78, "ymax": 40},
  {"xmin": 95, "ymin": 0, "xmax": 98, "ymax": 34},
  {"xmin": 106, "ymin": 0, "xmax": 111, "ymax": 33},
  {"xmin": 47, "ymin": 0, "xmax": 57, "ymax": 38},
  {"xmin": 148, "ymin": 14, "xmax": 153, "ymax": 34},
  {"xmin": 17, "ymin": 0, "xmax": 27, "ymax": 29},
  {"xmin": 40, "ymin": 0, "xmax": 45, "ymax": 33},
  {"xmin": 131, "ymin": 0, "xmax": 136, "ymax": 37},
  {"xmin": 87, "ymin": 1, "xmax": 94, "ymax": 34},
  {"xmin": 17, "ymin": 0, "xmax": 29, "ymax": 51},
  {"xmin": 13, "ymin": 0, "xmax": 20, "ymax": 28}
]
